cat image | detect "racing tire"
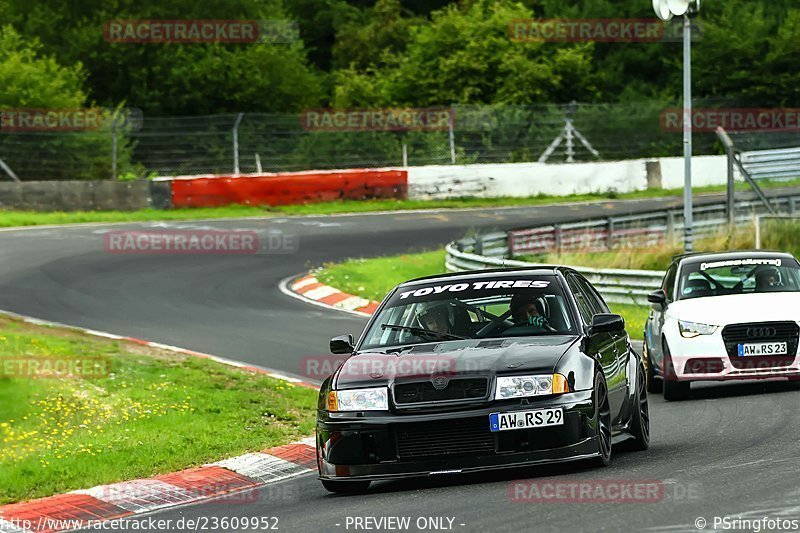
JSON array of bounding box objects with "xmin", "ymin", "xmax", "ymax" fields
[
  {"xmin": 627, "ymin": 364, "xmax": 651, "ymax": 451},
  {"xmin": 321, "ymin": 480, "xmax": 371, "ymax": 494},
  {"xmin": 589, "ymin": 373, "xmax": 612, "ymax": 467},
  {"xmin": 662, "ymin": 339, "xmax": 690, "ymax": 401},
  {"xmin": 643, "ymin": 341, "xmax": 662, "ymax": 394}
]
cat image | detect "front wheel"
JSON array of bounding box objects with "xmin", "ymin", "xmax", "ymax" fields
[
  {"xmin": 662, "ymin": 339, "xmax": 690, "ymax": 401},
  {"xmin": 589, "ymin": 373, "xmax": 612, "ymax": 467},
  {"xmin": 321, "ymin": 480, "xmax": 371, "ymax": 494}
]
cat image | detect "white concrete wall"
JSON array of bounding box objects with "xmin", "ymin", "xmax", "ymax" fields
[{"xmin": 407, "ymin": 155, "xmax": 730, "ymax": 199}]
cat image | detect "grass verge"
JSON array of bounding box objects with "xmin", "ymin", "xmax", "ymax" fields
[
  {"xmin": 2, "ymin": 179, "xmax": 796, "ymax": 228},
  {"xmin": 316, "ymin": 250, "xmax": 649, "ymax": 338},
  {"xmin": 0, "ymin": 315, "xmax": 316, "ymax": 505}
]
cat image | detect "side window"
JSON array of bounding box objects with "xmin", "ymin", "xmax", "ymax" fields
[
  {"xmin": 663, "ymin": 264, "xmax": 677, "ymax": 301},
  {"xmin": 566, "ymin": 275, "xmax": 595, "ymax": 324},
  {"xmin": 576, "ymin": 276, "xmax": 611, "ymax": 314}
]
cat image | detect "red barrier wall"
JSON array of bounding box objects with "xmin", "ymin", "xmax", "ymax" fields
[{"xmin": 169, "ymin": 169, "xmax": 408, "ymax": 208}]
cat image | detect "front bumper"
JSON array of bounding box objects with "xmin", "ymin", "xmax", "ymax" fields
[
  {"xmin": 316, "ymin": 390, "xmax": 596, "ymax": 481},
  {"xmin": 664, "ymin": 323, "xmax": 800, "ymax": 381}
]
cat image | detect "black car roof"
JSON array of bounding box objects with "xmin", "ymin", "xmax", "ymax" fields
[
  {"xmin": 675, "ymin": 250, "xmax": 797, "ymax": 265},
  {"xmin": 401, "ymin": 266, "xmax": 571, "ymax": 287}
]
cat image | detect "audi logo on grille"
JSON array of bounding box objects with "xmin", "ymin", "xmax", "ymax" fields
[
  {"xmin": 431, "ymin": 376, "xmax": 449, "ymax": 390},
  {"xmin": 746, "ymin": 327, "xmax": 777, "ymax": 339}
]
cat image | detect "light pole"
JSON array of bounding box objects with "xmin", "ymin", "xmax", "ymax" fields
[{"xmin": 653, "ymin": 0, "xmax": 701, "ymax": 252}]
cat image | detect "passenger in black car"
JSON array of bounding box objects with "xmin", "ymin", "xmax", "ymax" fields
[{"xmin": 508, "ymin": 294, "xmax": 556, "ymax": 333}]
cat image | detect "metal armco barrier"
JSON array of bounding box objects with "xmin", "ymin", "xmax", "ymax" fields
[
  {"xmin": 740, "ymin": 147, "xmax": 800, "ymax": 181},
  {"xmin": 508, "ymin": 196, "xmax": 800, "ymax": 256},
  {"xmin": 445, "ymin": 240, "xmax": 662, "ymax": 305},
  {"xmin": 447, "ymin": 193, "xmax": 800, "ymax": 305}
]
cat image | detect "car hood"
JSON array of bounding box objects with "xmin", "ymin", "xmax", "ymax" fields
[
  {"xmin": 335, "ymin": 335, "xmax": 579, "ymax": 389},
  {"xmin": 667, "ymin": 292, "xmax": 800, "ymax": 326}
]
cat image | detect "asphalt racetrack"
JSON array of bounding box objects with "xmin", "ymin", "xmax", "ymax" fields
[{"xmin": 2, "ymin": 192, "xmax": 799, "ymax": 532}]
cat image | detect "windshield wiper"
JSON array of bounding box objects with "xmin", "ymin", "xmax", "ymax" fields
[{"xmin": 380, "ymin": 323, "xmax": 467, "ymax": 341}]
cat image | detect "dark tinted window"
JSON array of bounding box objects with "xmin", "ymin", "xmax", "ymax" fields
[
  {"xmin": 566, "ymin": 274, "xmax": 596, "ymax": 324},
  {"xmin": 575, "ymin": 275, "xmax": 611, "ymax": 314}
]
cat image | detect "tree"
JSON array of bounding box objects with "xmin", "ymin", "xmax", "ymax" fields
[
  {"xmin": 3, "ymin": 0, "xmax": 325, "ymax": 114},
  {"xmin": 0, "ymin": 26, "xmax": 138, "ymax": 181},
  {"xmin": 335, "ymin": 0, "xmax": 597, "ymax": 107}
]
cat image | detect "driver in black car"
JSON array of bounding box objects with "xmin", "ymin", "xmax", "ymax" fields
[{"xmin": 418, "ymin": 302, "xmax": 452, "ymax": 334}]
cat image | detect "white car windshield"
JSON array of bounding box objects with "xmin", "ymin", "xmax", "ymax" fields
[
  {"xmin": 678, "ymin": 257, "xmax": 800, "ymax": 300},
  {"xmin": 360, "ymin": 275, "xmax": 577, "ymax": 350}
]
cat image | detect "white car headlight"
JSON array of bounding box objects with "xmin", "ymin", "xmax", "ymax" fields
[
  {"xmin": 678, "ymin": 320, "xmax": 719, "ymax": 338},
  {"xmin": 327, "ymin": 388, "xmax": 389, "ymax": 411},
  {"xmin": 494, "ymin": 374, "xmax": 570, "ymax": 400}
]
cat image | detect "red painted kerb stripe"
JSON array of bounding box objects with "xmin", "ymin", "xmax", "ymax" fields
[{"xmin": 170, "ymin": 169, "xmax": 408, "ymax": 208}]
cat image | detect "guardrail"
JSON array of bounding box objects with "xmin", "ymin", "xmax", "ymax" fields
[
  {"xmin": 445, "ymin": 193, "xmax": 800, "ymax": 305},
  {"xmin": 509, "ymin": 195, "xmax": 800, "ymax": 256},
  {"xmin": 741, "ymin": 147, "xmax": 800, "ymax": 181},
  {"xmin": 446, "ymin": 239, "xmax": 662, "ymax": 305}
]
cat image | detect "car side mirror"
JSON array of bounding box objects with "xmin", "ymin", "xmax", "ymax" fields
[
  {"xmin": 330, "ymin": 334, "xmax": 355, "ymax": 355},
  {"xmin": 588, "ymin": 314, "xmax": 625, "ymax": 336},
  {"xmin": 647, "ymin": 289, "xmax": 667, "ymax": 306}
]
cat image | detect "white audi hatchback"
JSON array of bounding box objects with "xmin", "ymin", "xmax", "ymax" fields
[{"xmin": 644, "ymin": 250, "xmax": 800, "ymax": 400}]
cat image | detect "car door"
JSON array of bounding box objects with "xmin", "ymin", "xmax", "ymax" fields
[
  {"xmin": 566, "ymin": 274, "xmax": 624, "ymax": 419},
  {"xmin": 647, "ymin": 262, "xmax": 677, "ymax": 371},
  {"xmin": 574, "ymin": 274, "xmax": 628, "ymax": 421}
]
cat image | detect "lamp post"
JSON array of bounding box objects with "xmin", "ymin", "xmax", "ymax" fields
[{"xmin": 653, "ymin": 0, "xmax": 701, "ymax": 252}]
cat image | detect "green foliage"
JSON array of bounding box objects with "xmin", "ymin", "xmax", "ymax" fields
[
  {"xmin": 0, "ymin": 26, "xmax": 140, "ymax": 180},
  {"xmin": 0, "ymin": 25, "xmax": 85, "ymax": 108},
  {"xmin": 2, "ymin": 0, "xmax": 324, "ymax": 114}
]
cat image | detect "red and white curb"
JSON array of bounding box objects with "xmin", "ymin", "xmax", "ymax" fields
[
  {"xmin": 280, "ymin": 274, "xmax": 380, "ymax": 317},
  {"xmin": 0, "ymin": 309, "xmax": 320, "ymax": 533},
  {"xmin": 0, "ymin": 437, "xmax": 317, "ymax": 533}
]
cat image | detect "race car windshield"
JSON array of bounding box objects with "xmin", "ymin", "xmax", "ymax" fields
[
  {"xmin": 359, "ymin": 276, "xmax": 576, "ymax": 350},
  {"xmin": 678, "ymin": 257, "xmax": 800, "ymax": 300}
]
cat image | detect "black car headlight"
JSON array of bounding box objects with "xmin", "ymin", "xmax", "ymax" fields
[
  {"xmin": 494, "ymin": 374, "xmax": 571, "ymax": 400},
  {"xmin": 326, "ymin": 387, "xmax": 389, "ymax": 412}
]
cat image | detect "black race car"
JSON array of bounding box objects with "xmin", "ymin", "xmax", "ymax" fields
[{"xmin": 316, "ymin": 267, "xmax": 650, "ymax": 493}]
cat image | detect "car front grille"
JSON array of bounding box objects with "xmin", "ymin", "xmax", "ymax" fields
[
  {"xmin": 394, "ymin": 417, "xmax": 495, "ymax": 459},
  {"xmin": 721, "ymin": 321, "xmax": 799, "ymax": 369},
  {"xmin": 393, "ymin": 378, "xmax": 489, "ymax": 406}
]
